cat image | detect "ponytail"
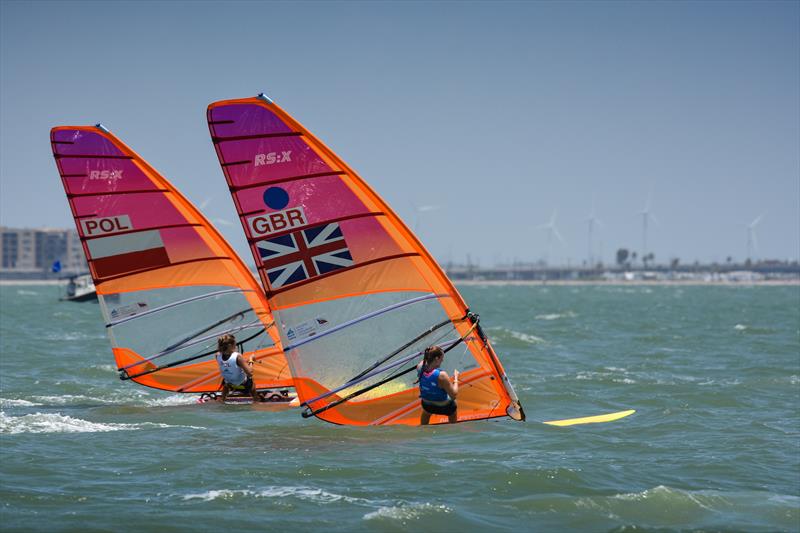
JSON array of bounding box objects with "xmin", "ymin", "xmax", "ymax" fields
[
  {"xmin": 217, "ymin": 333, "xmax": 236, "ymax": 352},
  {"xmin": 422, "ymin": 345, "xmax": 444, "ymax": 371}
]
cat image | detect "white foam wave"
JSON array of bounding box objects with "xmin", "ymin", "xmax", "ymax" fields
[
  {"xmin": 698, "ymin": 378, "xmax": 741, "ymax": 386},
  {"xmin": 509, "ymin": 331, "xmax": 544, "ymax": 344},
  {"xmin": 42, "ymin": 331, "xmax": 105, "ymax": 341},
  {"xmin": 31, "ymin": 394, "xmax": 111, "ymax": 405},
  {"xmin": 0, "ymin": 398, "xmax": 41, "ymax": 407},
  {"xmin": 535, "ymin": 311, "xmax": 577, "ymax": 321},
  {"xmin": 363, "ymin": 502, "xmax": 451, "ymax": 521},
  {"xmin": 485, "ymin": 326, "xmax": 545, "ymax": 344},
  {"xmin": 182, "ymin": 485, "xmax": 368, "ymax": 504},
  {"xmin": 143, "ymin": 394, "xmax": 198, "ymax": 406},
  {"xmin": 606, "ymin": 485, "xmax": 800, "ymax": 511},
  {"xmin": 575, "ymin": 371, "xmax": 636, "ymax": 384},
  {"xmin": 16, "ymin": 289, "xmax": 38, "ymax": 296},
  {"xmin": 183, "ymin": 489, "xmax": 243, "ymax": 502},
  {"xmin": 0, "ymin": 412, "xmax": 204, "ymax": 434},
  {"xmin": 734, "ymin": 324, "xmax": 747, "ymax": 330},
  {"xmin": 28, "ymin": 391, "xmax": 198, "ymax": 407}
]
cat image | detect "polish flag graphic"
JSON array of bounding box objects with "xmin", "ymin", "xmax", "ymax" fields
[{"xmin": 86, "ymin": 230, "xmax": 171, "ymax": 279}]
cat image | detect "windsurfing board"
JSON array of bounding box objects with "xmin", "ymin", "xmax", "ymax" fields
[{"xmin": 197, "ymin": 389, "xmax": 298, "ymax": 405}]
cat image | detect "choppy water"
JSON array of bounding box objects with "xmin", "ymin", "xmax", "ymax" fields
[{"xmin": 1, "ymin": 283, "xmax": 798, "ymax": 532}]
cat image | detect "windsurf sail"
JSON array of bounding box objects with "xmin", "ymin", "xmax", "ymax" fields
[
  {"xmin": 206, "ymin": 94, "xmax": 525, "ymax": 425},
  {"xmin": 50, "ymin": 125, "xmax": 292, "ymax": 393}
]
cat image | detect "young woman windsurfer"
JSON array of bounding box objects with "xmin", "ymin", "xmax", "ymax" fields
[
  {"xmin": 215, "ymin": 334, "xmax": 259, "ymax": 402},
  {"xmin": 418, "ymin": 345, "xmax": 459, "ymax": 424}
]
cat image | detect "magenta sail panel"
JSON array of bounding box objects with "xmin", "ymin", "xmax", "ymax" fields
[
  {"xmin": 71, "ymin": 193, "xmax": 189, "ymax": 232},
  {"xmin": 218, "ymin": 136, "xmax": 334, "ymax": 187},
  {"xmin": 209, "ymin": 104, "xmax": 294, "ymax": 138},
  {"xmin": 52, "ymin": 129, "xmax": 125, "ymax": 157},
  {"xmin": 58, "ymin": 158, "xmax": 162, "ymax": 196},
  {"xmin": 235, "ymin": 175, "xmax": 372, "ymax": 234}
]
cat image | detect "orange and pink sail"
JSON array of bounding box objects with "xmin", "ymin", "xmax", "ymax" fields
[
  {"xmin": 50, "ymin": 125, "xmax": 292, "ymax": 393},
  {"xmin": 207, "ymin": 94, "xmax": 525, "ymax": 425}
]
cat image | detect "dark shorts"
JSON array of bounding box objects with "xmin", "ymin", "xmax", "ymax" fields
[
  {"xmin": 421, "ymin": 399, "xmax": 457, "ymax": 416},
  {"xmin": 226, "ymin": 377, "xmax": 254, "ymax": 393}
]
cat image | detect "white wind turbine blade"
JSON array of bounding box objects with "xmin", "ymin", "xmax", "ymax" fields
[
  {"xmin": 586, "ymin": 208, "xmax": 604, "ymax": 227},
  {"xmin": 649, "ymin": 211, "xmax": 661, "ymax": 227},
  {"xmin": 411, "ymin": 201, "xmax": 442, "ymax": 233},
  {"xmin": 535, "ymin": 209, "xmax": 557, "ymax": 230},
  {"xmin": 749, "ymin": 213, "xmax": 765, "ymax": 228},
  {"xmin": 552, "ymin": 226, "xmax": 565, "ymax": 244},
  {"xmin": 644, "ymin": 183, "xmax": 655, "ymax": 210}
]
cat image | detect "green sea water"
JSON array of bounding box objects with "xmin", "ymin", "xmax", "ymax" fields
[{"xmin": 1, "ymin": 283, "xmax": 798, "ymax": 532}]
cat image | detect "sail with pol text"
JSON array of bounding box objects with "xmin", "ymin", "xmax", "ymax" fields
[
  {"xmin": 207, "ymin": 94, "xmax": 525, "ymax": 425},
  {"xmin": 50, "ymin": 125, "xmax": 292, "ymax": 394}
]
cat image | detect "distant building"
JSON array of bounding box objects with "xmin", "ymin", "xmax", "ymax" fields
[{"xmin": 0, "ymin": 226, "xmax": 86, "ymax": 278}]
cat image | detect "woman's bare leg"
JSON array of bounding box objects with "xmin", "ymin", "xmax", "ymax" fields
[{"xmin": 420, "ymin": 410, "xmax": 432, "ymax": 425}]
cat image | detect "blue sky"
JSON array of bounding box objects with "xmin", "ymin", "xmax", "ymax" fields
[{"xmin": 1, "ymin": 0, "xmax": 798, "ymax": 267}]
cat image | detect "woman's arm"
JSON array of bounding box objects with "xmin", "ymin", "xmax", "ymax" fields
[
  {"xmin": 237, "ymin": 354, "xmax": 254, "ymax": 377},
  {"xmin": 438, "ymin": 370, "xmax": 459, "ymax": 399}
]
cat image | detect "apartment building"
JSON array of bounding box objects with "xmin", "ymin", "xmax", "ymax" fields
[{"xmin": 0, "ymin": 227, "xmax": 86, "ymax": 278}]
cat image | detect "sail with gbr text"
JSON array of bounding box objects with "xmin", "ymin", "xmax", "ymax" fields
[
  {"xmin": 51, "ymin": 125, "xmax": 292, "ymax": 393},
  {"xmin": 207, "ymin": 94, "xmax": 525, "ymax": 425}
]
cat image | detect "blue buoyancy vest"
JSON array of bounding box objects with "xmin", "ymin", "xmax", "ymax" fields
[
  {"xmin": 418, "ymin": 367, "xmax": 449, "ymax": 402},
  {"xmin": 216, "ymin": 351, "xmax": 247, "ymax": 385}
]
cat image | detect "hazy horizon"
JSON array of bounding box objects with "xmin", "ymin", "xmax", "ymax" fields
[{"xmin": 2, "ymin": 1, "xmax": 798, "ymax": 268}]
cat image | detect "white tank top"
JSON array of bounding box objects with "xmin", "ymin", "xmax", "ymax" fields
[{"xmin": 216, "ymin": 351, "xmax": 247, "ymax": 385}]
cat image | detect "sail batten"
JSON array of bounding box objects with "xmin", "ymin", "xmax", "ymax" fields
[
  {"xmin": 120, "ymin": 320, "xmax": 264, "ymax": 371},
  {"xmin": 302, "ymin": 335, "xmax": 464, "ymax": 408},
  {"xmin": 283, "ymin": 293, "xmax": 447, "ymax": 352},
  {"xmin": 207, "ymin": 95, "xmax": 525, "ymax": 425},
  {"xmin": 106, "ymin": 288, "xmax": 255, "ymax": 327}
]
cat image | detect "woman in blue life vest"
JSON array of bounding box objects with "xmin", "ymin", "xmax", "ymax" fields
[
  {"xmin": 418, "ymin": 345, "xmax": 459, "ymax": 424},
  {"xmin": 215, "ymin": 334, "xmax": 259, "ymax": 402}
]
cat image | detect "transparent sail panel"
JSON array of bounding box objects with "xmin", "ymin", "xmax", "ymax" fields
[
  {"xmin": 103, "ymin": 286, "xmax": 273, "ymax": 376},
  {"xmin": 276, "ymin": 292, "xmax": 470, "ymax": 394}
]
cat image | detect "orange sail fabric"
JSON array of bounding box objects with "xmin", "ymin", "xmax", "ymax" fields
[
  {"xmin": 207, "ymin": 95, "xmax": 524, "ymax": 425},
  {"xmin": 51, "ymin": 125, "xmax": 292, "ymax": 393}
]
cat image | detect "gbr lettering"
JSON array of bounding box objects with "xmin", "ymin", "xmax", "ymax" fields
[{"xmin": 246, "ymin": 207, "xmax": 307, "ymax": 237}]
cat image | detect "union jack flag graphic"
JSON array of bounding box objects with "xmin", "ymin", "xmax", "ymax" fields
[{"xmin": 256, "ymin": 223, "xmax": 354, "ymax": 289}]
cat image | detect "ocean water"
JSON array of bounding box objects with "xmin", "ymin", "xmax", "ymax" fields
[{"xmin": 1, "ymin": 283, "xmax": 798, "ymax": 532}]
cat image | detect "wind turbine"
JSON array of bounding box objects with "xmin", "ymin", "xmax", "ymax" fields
[
  {"xmin": 412, "ymin": 202, "xmax": 441, "ymax": 233},
  {"xmin": 536, "ymin": 209, "xmax": 564, "ymax": 266},
  {"xmin": 639, "ymin": 187, "xmax": 659, "ymax": 262},
  {"xmin": 746, "ymin": 214, "xmax": 764, "ymax": 262},
  {"xmin": 586, "ymin": 203, "xmax": 603, "ymax": 268},
  {"xmin": 198, "ymin": 197, "xmax": 234, "ymax": 227}
]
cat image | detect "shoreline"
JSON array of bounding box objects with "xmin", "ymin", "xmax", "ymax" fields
[
  {"xmin": 452, "ymin": 279, "xmax": 799, "ymax": 286},
  {"xmin": 1, "ymin": 279, "xmax": 798, "ymax": 287}
]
